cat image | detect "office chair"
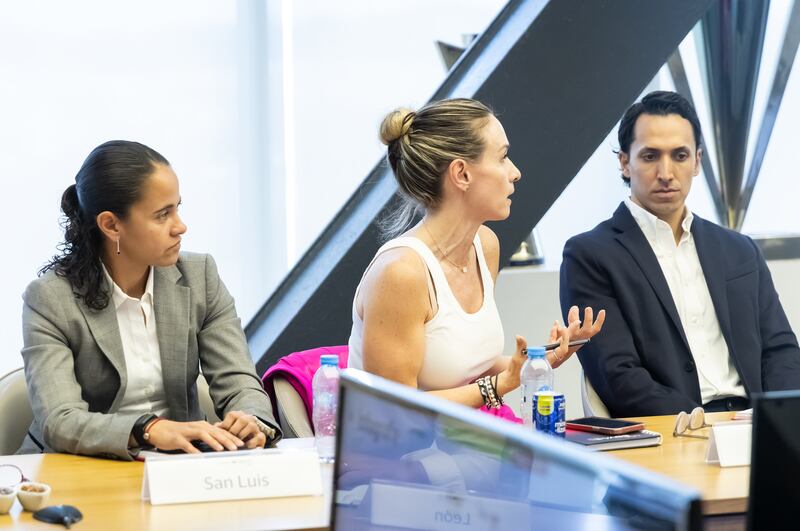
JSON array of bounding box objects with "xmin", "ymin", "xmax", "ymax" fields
[
  {"xmin": 580, "ymin": 368, "xmax": 611, "ymax": 418},
  {"xmin": 262, "ymin": 345, "xmax": 348, "ymax": 439},
  {"xmin": 274, "ymin": 377, "xmax": 313, "ymax": 438},
  {"xmin": 0, "ymin": 368, "xmax": 34, "ymax": 454}
]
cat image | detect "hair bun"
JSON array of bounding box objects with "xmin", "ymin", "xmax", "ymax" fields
[
  {"xmin": 61, "ymin": 183, "xmax": 81, "ymax": 221},
  {"xmin": 379, "ymin": 107, "xmax": 415, "ymax": 145}
]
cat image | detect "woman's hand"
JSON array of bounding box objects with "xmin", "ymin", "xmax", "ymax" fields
[
  {"xmin": 545, "ymin": 320, "xmax": 576, "ymax": 369},
  {"xmin": 145, "ymin": 419, "xmax": 245, "ymax": 453},
  {"xmin": 215, "ymin": 411, "xmax": 268, "ymax": 449},
  {"xmin": 497, "ymin": 336, "xmax": 528, "ymax": 395},
  {"xmin": 545, "ymin": 306, "xmax": 605, "ymax": 368},
  {"xmin": 566, "ymin": 305, "xmax": 606, "ymax": 352}
]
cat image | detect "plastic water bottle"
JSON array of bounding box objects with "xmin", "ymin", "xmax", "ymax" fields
[
  {"xmin": 520, "ymin": 347, "xmax": 554, "ymax": 427},
  {"xmin": 312, "ymin": 354, "xmax": 340, "ymax": 462}
]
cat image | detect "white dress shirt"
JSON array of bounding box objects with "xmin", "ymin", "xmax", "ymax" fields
[
  {"xmin": 102, "ymin": 264, "xmax": 170, "ymax": 417},
  {"xmin": 624, "ymin": 198, "xmax": 746, "ymax": 403}
]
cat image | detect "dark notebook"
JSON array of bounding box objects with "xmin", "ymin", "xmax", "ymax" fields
[{"xmin": 565, "ymin": 429, "xmax": 662, "ymax": 451}]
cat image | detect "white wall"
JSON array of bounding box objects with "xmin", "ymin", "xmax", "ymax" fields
[
  {"xmin": 0, "ymin": 2, "xmax": 255, "ymax": 377},
  {"xmin": 496, "ymin": 259, "xmax": 800, "ymax": 420},
  {"xmin": 287, "ymin": 0, "xmax": 505, "ymax": 263},
  {"xmin": 0, "ymin": 1, "xmax": 506, "ymax": 376}
]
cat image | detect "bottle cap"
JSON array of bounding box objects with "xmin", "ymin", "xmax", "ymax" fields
[
  {"xmin": 320, "ymin": 354, "xmax": 339, "ymax": 367},
  {"xmin": 526, "ymin": 346, "xmax": 546, "ymax": 359}
]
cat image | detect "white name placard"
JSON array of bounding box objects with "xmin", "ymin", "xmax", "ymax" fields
[
  {"xmin": 370, "ymin": 481, "xmax": 529, "ymax": 529},
  {"xmin": 142, "ymin": 447, "xmax": 323, "ymax": 505},
  {"xmin": 705, "ymin": 421, "xmax": 751, "ymax": 467}
]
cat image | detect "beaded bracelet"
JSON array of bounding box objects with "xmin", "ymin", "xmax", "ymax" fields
[
  {"xmin": 477, "ymin": 375, "xmax": 502, "ymax": 409},
  {"xmin": 486, "ymin": 377, "xmax": 502, "ymax": 409},
  {"xmin": 476, "ymin": 377, "xmax": 491, "ymax": 407},
  {"xmin": 492, "ymin": 374, "xmax": 504, "ymax": 406}
]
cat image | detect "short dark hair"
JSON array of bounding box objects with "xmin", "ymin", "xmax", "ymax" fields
[{"xmin": 617, "ymin": 90, "xmax": 703, "ymax": 185}]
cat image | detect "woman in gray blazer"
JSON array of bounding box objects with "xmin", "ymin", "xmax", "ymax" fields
[{"xmin": 21, "ymin": 140, "xmax": 281, "ymax": 460}]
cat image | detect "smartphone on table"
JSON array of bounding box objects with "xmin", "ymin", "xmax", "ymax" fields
[{"xmin": 565, "ymin": 417, "xmax": 644, "ymax": 435}]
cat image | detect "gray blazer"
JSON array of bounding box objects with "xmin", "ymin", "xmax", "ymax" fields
[{"xmin": 20, "ymin": 252, "xmax": 280, "ymax": 460}]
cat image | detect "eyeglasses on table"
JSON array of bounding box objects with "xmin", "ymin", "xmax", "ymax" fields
[{"xmin": 672, "ymin": 407, "xmax": 712, "ymax": 439}]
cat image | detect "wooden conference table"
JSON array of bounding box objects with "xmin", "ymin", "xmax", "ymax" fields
[
  {"xmin": 611, "ymin": 411, "xmax": 748, "ymax": 518},
  {"xmin": 0, "ymin": 413, "xmax": 747, "ymax": 530},
  {"xmin": 0, "ymin": 438, "xmax": 331, "ymax": 531}
]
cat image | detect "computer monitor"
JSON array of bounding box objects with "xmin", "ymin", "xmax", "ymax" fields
[
  {"xmin": 747, "ymin": 390, "xmax": 800, "ymax": 531},
  {"xmin": 332, "ymin": 369, "xmax": 702, "ymax": 530}
]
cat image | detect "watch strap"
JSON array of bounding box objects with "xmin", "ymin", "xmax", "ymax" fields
[{"xmin": 132, "ymin": 413, "xmax": 158, "ymax": 447}]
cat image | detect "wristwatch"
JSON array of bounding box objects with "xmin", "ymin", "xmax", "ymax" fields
[
  {"xmin": 254, "ymin": 417, "xmax": 280, "ymax": 445},
  {"xmin": 132, "ymin": 413, "xmax": 159, "ymax": 447}
]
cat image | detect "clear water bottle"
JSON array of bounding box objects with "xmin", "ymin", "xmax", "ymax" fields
[
  {"xmin": 520, "ymin": 347, "xmax": 553, "ymax": 427},
  {"xmin": 312, "ymin": 354, "xmax": 340, "ymax": 462}
]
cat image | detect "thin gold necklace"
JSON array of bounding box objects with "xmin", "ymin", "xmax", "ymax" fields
[{"xmin": 422, "ymin": 222, "xmax": 469, "ymax": 273}]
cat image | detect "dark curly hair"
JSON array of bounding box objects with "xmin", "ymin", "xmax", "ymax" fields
[
  {"xmin": 617, "ymin": 90, "xmax": 703, "ymax": 186},
  {"xmin": 40, "ymin": 140, "xmax": 169, "ymax": 310}
]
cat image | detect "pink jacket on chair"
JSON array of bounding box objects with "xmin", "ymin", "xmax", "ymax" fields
[{"xmin": 261, "ymin": 346, "xmax": 349, "ymax": 425}]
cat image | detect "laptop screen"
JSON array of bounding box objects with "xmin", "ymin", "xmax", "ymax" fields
[
  {"xmin": 332, "ymin": 369, "xmax": 701, "ymax": 530},
  {"xmin": 747, "ymin": 390, "xmax": 800, "ymax": 531}
]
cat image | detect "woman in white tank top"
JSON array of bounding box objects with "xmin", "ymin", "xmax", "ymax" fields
[{"xmin": 348, "ymin": 99, "xmax": 605, "ymax": 409}]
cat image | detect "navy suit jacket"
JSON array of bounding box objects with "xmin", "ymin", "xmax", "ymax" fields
[{"xmin": 560, "ymin": 203, "xmax": 800, "ymax": 417}]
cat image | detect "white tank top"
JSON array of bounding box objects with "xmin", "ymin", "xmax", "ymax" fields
[{"xmin": 347, "ymin": 233, "xmax": 505, "ymax": 391}]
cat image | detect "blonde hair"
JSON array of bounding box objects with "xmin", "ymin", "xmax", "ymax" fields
[{"xmin": 379, "ymin": 98, "xmax": 492, "ymax": 237}]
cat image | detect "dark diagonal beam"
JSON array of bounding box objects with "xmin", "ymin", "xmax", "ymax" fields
[
  {"xmin": 700, "ymin": 0, "xmax": 770, "ymax": 228},
  {"xmin": 737, "ymin": 0, "xmax": 800, "ymax": 230},
  {"xmin": 248, "ymin": 0, "xmax": 714, "ymax": 373}
]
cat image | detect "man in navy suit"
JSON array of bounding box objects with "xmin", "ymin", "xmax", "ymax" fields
[{"xmin": 560, "ymin": 91, "xmax": 800, "ymax": 417}]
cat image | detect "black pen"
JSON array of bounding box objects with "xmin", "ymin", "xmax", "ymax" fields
[{"xmin": 539, "ymin": 338, "xmax": 590, "ymax": 351}]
